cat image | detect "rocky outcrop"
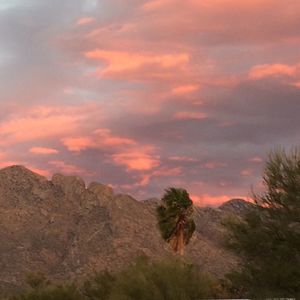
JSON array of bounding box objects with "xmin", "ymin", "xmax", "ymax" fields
[{"xmin": 0, "ymin": 165, "xmax": 248, "ymax": 292}]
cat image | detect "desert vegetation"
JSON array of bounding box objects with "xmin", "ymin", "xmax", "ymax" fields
[
  {"xmin": 4, "ymin": 259, "xmax": 226, "ymax": 300},
  {"xmin": 1, "ymin": 148, "xmax": 299, "ymax": 299}
]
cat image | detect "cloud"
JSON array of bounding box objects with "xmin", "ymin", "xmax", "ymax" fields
[
  {"xmin": 249, "ymin": 63, "xmax": 299, "ymax": 79},
  {"xmin": 62, "ymin": 128, "xmax": 161, "ymax": 173},
  {"xmin": 191, "ymin": 194, "xmax": 245, "ymax": 207},
  {"xmin": 49, "ymin": 160, "xmax": 93, "ymax": 177},
  {"xmin": 0, "ymin": 0, "xmax": 299, "ymax": 205},
  {"xmin": 203, "ymin": 162, "xmax": 227, "ymax": 170},
  {"xmin": 30, "ymin": 167, "xmax": 51, "ymax": 178},
  {"xmin": 76, "ymin": 17, "xmax": 95, "ymax": 26},
  {"xmin": 29, "ymin": 147, "xmax": 59, "ymax": 155},
  {"xmin": 62, "ymin": 128, "xmax": 136, "ymax": 152},
  {"xmin": 85, "ymin": 49, "xmax": 190, "ymax": 81},
  {"xmin": 241, "ymin": 169, "xmax": 254, "ymax": 176},
  {"xmin": 172, "ymin": 84, "xmax": 199, "ymax": 95},
  {"xmin": 249, "ymin": 156, "xmax": 263, "ymax": 163},
  {"xmin": 174, "ymin": 111, "xmax": 207, "ymax": 120},
  {"xmin": 0, "ymin": 103, "xmax": 101, "ymax": 145},
  {"xmin": 111, "ymin": 146, "xmax": 160, "ymax": 171}
]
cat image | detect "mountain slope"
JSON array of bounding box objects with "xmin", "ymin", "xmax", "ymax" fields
[{"xmin": 0, "ymin": 165, "xmax": 244, "ymax": 292}]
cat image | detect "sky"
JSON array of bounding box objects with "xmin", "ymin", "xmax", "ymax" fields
[{"xmin": 0, "ymin": 0, "xmax": 300, "ymax": 206}]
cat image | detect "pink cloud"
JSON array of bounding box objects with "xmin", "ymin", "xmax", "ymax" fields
[
  {"xmin": 30, "ymin": 147, "xmax": 59, "ymax": 155},
  {"xmin": 62, "ymin": 129, "xmax": 136, "ymax": 152},
  {"xmin": 49, "ymin": 160, "xmax": 93, "ymax": 177},
  {"xmin": 241, "ymin": 168, "xmax": 254, "ymax": 176},
  {"xmin": 111, "ymin": 146, "xmax": 160, "ymax": 171},
  {"xmin": 84, "ymin": 50, "xmax": 190, "ymax": 80},
  {"xmin": 191, "ymin": 194, "xmax": 246, "ymax": 207},
  {"xmin": 172, "ymin": 84, "xmax": 199, "ymax": 95},
  {"xmin": 118, "ymin": 166, "xmax": 182, "ymax": 190},
  {"xmin": 203, "ymin": 161, "xmax": 227, "ymax": 169},
  {"xmin": 30, "ymin": 167, "xmax": 51, "ymax": 178},
  {"xmin": 0, "ymin": 161, "xmax": 22, "ymax": 169},
  {"xmin": 76, "ymin": 17, "xmax": 95, "ymax": 26},
  {"xmin": 62, "ymin": 128, "xmax": 161, "ymax": 173},
  {"xmin": 169, "ymin": 156, "xmax": 199, "ymax": 162},
  {"xmin": 142, "ymin": 0, "xmax": 171, "ymax": 11},
  {"xmin": 249, "ymin": 156, "xmax": 263, "ymax": 163},
  {"xmin": 174, "ymin": 111, "xmax": 207, "ymax": 120},
  {"xmin": 0, "ymin": 104, "xmax": 101, "ymax": 145},
  {"xmin": 249, "ymin": 63, "xmax": 299, "ymax": 79}
]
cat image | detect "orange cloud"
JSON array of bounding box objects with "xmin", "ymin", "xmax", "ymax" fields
[
  {"xmin": 0, "ymin": 104, "xmax": 100, "ymax": 145},
  {"xmin": 249, "ymin": 156, "xmax": 263, "ymax": 163},
  {"xmin": 172, "ymin": 84, "xmax": 199, "ymax": 95},
  {"xmin": 30, "ymin": 147, "xmax": 59, "ymax": 155},
  {"xmin": 0, "ymin": 161, "xmax": 22, "ymax": 169},
  {"xmin": 203, "ymin": 161, "xmax": 227, "ymax": 169},
  {"xmin": 30, "ymin": 167, "xmax": 51, "ymax": 178},
  {"xmin": 111, "ymin": 146, "xmax": 160, "ymax": 171},
  {"xmin": 191, "ymin": 194, "xmax": 245, "ymax": 207},
  {"xmin": 62, "ymin": 129, "xmax": 136, "ymax": 152},
  {"xmin": 49, "ymin": 160, "xmax": 93, "ymax": 177},
  {"xmin": 142, "ymin": 0, "xmax": 172, "ymax": 11},
  {"xmin": 76, "ymin": 17, "xmax": 95, "ymax": 26},
  {"xmin": 241, "ymin": 169, "xmax": 254, "ymax": 176},
  {"xmin": 169, "ymin": 156, "xmax": 199, "ymax": 162},
  {"xmin": 118, "ymin": 166, "xmax": 181, "ymax": 190},
  {"xmin": 249, "ymin": 63, "xmax": 298, "ymax": 79},
  {"xmin": 174, "ymin": 111, "xmax": 207, "ymax": 120},
  {"xmin": 84, "ymin": 50, "xmax": 189, "ymax": 80}
]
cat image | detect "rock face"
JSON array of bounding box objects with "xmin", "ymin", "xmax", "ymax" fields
[{"xmin": 0, "ymin": 165, "xmax": 248, "ymax": 292}]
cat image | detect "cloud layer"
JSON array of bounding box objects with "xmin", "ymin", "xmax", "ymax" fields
[{"xmin": 0, "ymin": 0, "xmax": 299, "ymax": 205}]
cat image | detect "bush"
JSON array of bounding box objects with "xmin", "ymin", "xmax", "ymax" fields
[
  {"xmin": 9, "ymin": 273, "xmax": 82, "ymax": 300},
  {"xmin": 6, "ymin": 258, "xmax": 222, "ymax": 300},
  {"xmin": 83, "ymin": 257, "xmax": 216, "ymax": 300},
  {"xmin": 9, "ymin": 284, "xmax": 81, "ymax": 300}
]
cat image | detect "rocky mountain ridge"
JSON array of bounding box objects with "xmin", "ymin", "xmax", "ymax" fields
[{"xmin": 0, "ymin": 165, "xmax": 251, "ymax": 292}]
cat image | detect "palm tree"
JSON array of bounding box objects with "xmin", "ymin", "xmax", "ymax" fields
[{"xmin": 157, "ymin": 187, "xmax": 196, "ymax": 255}]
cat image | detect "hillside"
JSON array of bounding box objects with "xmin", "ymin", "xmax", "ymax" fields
[{"xmin": 0, "ymin": 165, "xmax": 249, "ymax": 292}]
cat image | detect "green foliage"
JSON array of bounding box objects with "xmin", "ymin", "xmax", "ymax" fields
[
  {"xmin": 83, "ymin": 270, "xmax": 116, "ymax": 300},
  {"xmin": 83, "ymin": 257, "xmax": 216, "ymax": 300},
  {"xmin": 156, "ymin": 188, "xmax": 195, "ymax": 252},
  {"xmin": 224, "ymin": 148, "xmax": 300, "ymax": 298},
  {"xmin": 10, "ymin": 284, "xmax": 81, "ymax": 300},
  {"xmin": 6, "ymin": 258, "xmax": 225, "ymax": 300},
  {"xmin": 25, "ymin": 273, "xmax": 50, "ymax": 290},
  {"xmin": 7, "ymin": 272, "xmax": 81, "ymax": 300}
]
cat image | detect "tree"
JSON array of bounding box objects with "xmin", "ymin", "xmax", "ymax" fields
[
  {"xmin": 224, "ymin": 148, "xmax": 300, "ymax": 298},
  {"xmin": 157, "ymin": 187, "xmax": 196, "ymax": 255}
]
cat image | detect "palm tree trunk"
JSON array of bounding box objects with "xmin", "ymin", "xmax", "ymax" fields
[{"xmin": 178, "ymin": 226, "xmax": 184, "ymax": 256}]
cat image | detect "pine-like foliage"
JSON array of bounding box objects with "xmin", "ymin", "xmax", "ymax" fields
[
  {"xmin": 157, "ymin": 188, "xmax": 195, "ymax": 254},
  {"xmin": 224, "ymin": 148, "xmax": 300, "ymax": 298}
]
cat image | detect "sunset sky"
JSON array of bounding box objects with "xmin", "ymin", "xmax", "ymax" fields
[{"xmin": 0, "ymin": 0, "xmax": 300, "ymax": 205}]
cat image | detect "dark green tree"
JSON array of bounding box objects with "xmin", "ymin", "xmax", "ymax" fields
[
  {"xmin": 224, "ymin": 148, "xmax": 300, "ymax": 298},
  {"xmin": 157, "ymin": 188, "xmax": 196, "ymax": 255}
]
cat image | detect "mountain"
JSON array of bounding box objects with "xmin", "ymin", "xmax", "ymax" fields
[
  {"xmin": 0, "ymin": 165, "xmax": 249, "ymax": 293},
  {"xmin": 219, "ymin": 198, "xmax": 255, "ymax": 214}
]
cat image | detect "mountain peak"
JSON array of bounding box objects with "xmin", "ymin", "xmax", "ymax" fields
[
  {"xmin": 0, "ymin": 165, "xmax": 47, "ymax": 181},
  {"xmin": 219, "ymin": 198, "xmax": 254, "ymax": 214}
]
